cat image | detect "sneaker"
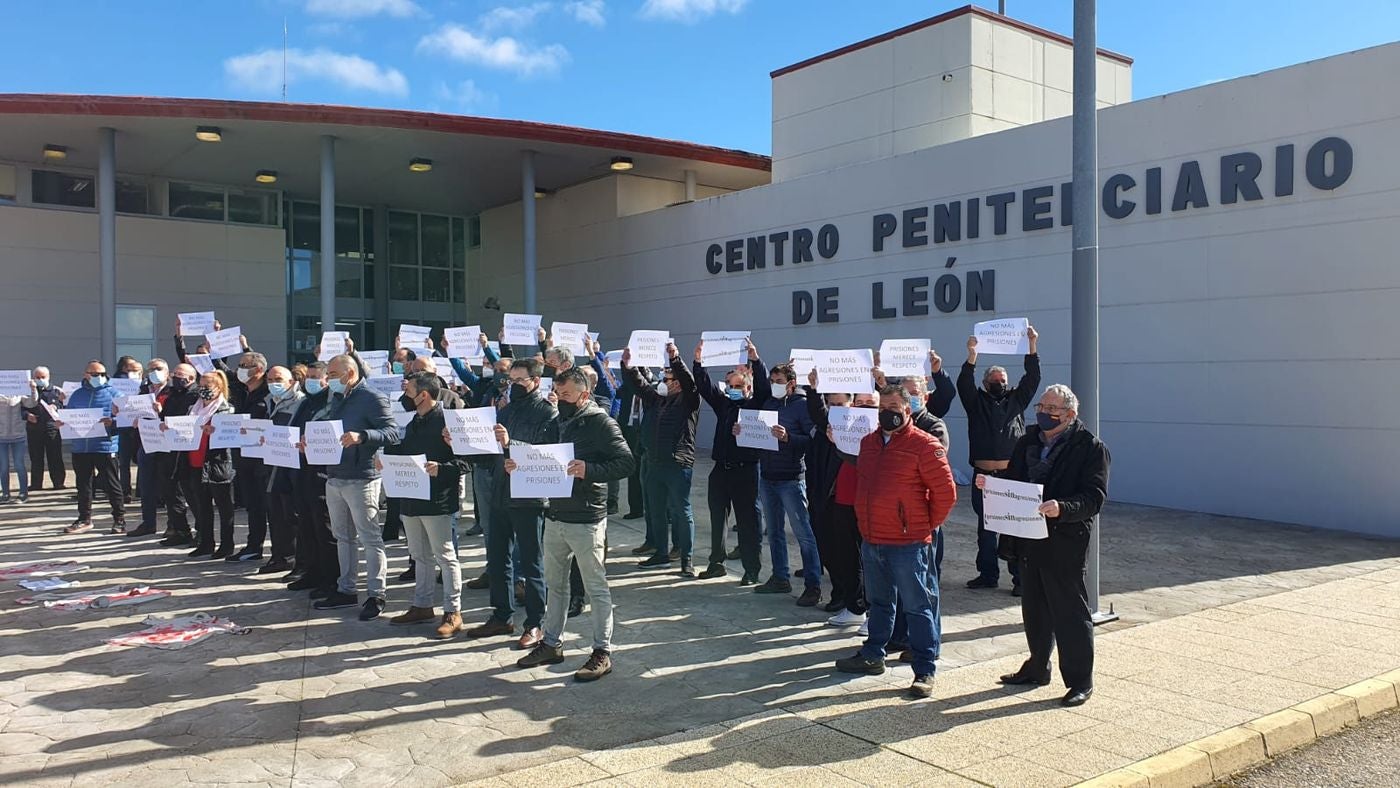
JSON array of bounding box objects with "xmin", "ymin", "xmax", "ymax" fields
[
  {"xmin": 314, "ymin": 591, "xmax": 359, "ymax": 610},
  {"xmin": 965, "ymin": 575, "xmax": 998, "ymax": 589},
  {"xmin": 698, "ymin": 563, "xmax": 726, "ymax": 580},
  {"xmin": 16, "ymin": 494, "xmax": 28, "ymax": 504},
  {"xmin": 107, "ymin": 523, "xmax": 127, "ymax": 535},
  {"xmin": 566, "ymin": 597, "xmax": 585, "ymax": 619},
  {"xmin": 668, "ymin": 548, "xmax": 681, "ymax": 561},
  {"xmin": 909, "ymin": 674, "xmax": 935, "ymax": 698},
  {"xmin": 835, "ymin": 653, "xmax": 886, "ymax": 676},
  {"xmin": 738, "ymin": 572, "xmax": 759, "ymax": 587},
  {"xmin": 753, "ymin": 577, "xmax": 792, "ymax": 595},
  {"xmin": 637, "ymin": 554, "xmax": 672, "ymax": 569},
  {"xmin": 0, "ymin": 494, "xmax": 13, "ymax": 505},
  {"xmin": 358, "ymin": 597, "xmax": 387, "ymax": 621},
  {"xmin": 227, "ymin": 546, "xmax": 263, "ymax": 563},
  {"xmin": 574, "ymin": 649, "xmax": 612, "ymax": 682},
  {"xmin": 629, "ymin": 541, "xmax": 656, "ymax": 556},
  {"xmin": 796, "ymin": 588, "xmax": 821, "ymax": 607},
  {"xmin": 435, "ymin": 613, "xmax": 463, "ymax": 639},
  {"xmin": 465, "ymin": 573, "xmax": 490, "ymax": 590},
  {"xmin": 678, "ymin": 562, "xmax": 696, "ymax": 579},
  {"xmin": 390, "ymin": 605, "xmax": 437, "ymax": 625},
  {"xmin": 516, "ymin": 642, "xmax": 565, "ymax": 669},
  {"xmin": 465, "ymin": 618, "xmax": 515, "ymax": 638},
  {"xmin": 257, "ymin": 559, "xmax": 293, "ymax": 575},
  {"xmin": 823, "ymin": 598, "xmax": 845, "ymax": 613},
  {"xmin": 827, "ymin": 609, "xmax": 867, "ymax": 627},
  {"xmin": 125, "ymin": 523, "xmax": 157, "ymax": 538}
]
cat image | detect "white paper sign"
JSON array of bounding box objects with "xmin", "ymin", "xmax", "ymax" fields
[
  {"xmin": 627, "ymin": 330, "xmax": 669, "ymax": 368},
  {"xmin": 397, "ymin": 324, "xmax": 433, "ymax": 350},
  {"xmin": 550, "ymin": 321, "xmax": 590, "ymax": 355},
  {"xmin": 827, "ymin": 406, "xmax": 881, "ymax": 455},
  {"xmin": 443, "ymin": 407, "xmax": 500, "ymax": 456},
  {"xmin": 209, "ymin": 413, "xmax": 250, "ymax": 450},
  {"xmin": 163, "ymin": 415, "xmax": 202, "ymax": 452},
  {"xmin": 262, "ymin": 425, "xmax": 301, "ymax": 469},
  {"xmin": 878, "ymin": 338, "xmax": 932, "ymax": 378},
  {"xmin": 318, "ymin": 331, "xmax": 349, "ymax": 362},
  {"xmin": 509, "ymin": 443, "xmax": 575, "ymax": 499},
  {"xmin": 443, "ymin": 325, "xmax": 481, "ymax": 354},
  {"xmin": 700, "ymin": 331, "xmax": 750, "ymax": 368},
  {"xmin": 982, "ymin": 476, "xmax": 1049, "ymax": 539},
  {"xmin": 605, "ymin": 350, "xmax": 623, "ymax": 370},
  {"xmin": 186, "ymin": 354, "xmax": 215, "ymax": 375},
  {"xmin": 381, "ymin": 454, "xmax": 431, "ymax": 500},
  {"xmin": 240, "ymin": 419, "xmax": 271, "ymax": 460},
  {"xmin": 585, "ymin": 331, "xmax": 600, "ymax": 345},
  {"xmin": 137, "ymin": 418, "xmax": 169, "ymax": 453},
  {"xmin": 60, "ymin": 381, "xmax": 82, "ymax": 399},
  {"xmin": 109, "ymin": 377, "xmax": 141, "ymax": 398},
  {"xmin": 303, "ymin": 420, "xmax": 345, "ymax": 466},
  {"xmin": 0, "ymin": 370, "xmax": 30, "ymax": 397},
  {"xmin": 358, "ymin": 350, "xmax": 390, "ymax": 374},
  {"xmin": 973, "ymin": 318, "xmax": 1031, "ymax": 355},
  {"xmin": 114, "ymin": 394, "xmax": 157, "ymax": 428},
  {"xmin": 392, "ymin": 408, "xmax": 416, "ymax": 428},
  {"xmin": 364, "ymin": 374, "xmax": 404, "ymax": 400},
  {"xmin": 178, "ymin": 311, "xmax": 217, "ymax": 336},
  {"xmin": 58, "ymin": 408, "xmax": 106, "ymax": 441},
  {"xmin": 503, "ymin": 313, "xmax": 543, "ymax": 346},
  {"xmin": 812, "ymin": 349, "xmax": 876, "ymax": 395},
  {"xmin": 735, "ymin": 409, "xmax": 779, "ymax": 451},
  {"xmin": 788, "ymin": 349, "xmax": 815, "ymax": 378},
  {"xmin": 537, "ymin": 378, "xmax": 554, "ymax": 396},
  {"xmin": 432, "ymin": 357, "xmax": 459, "ymax": 384},
  {"xmin": 205, "ymin": 327, "xmax": 244, "ymax": 359}
]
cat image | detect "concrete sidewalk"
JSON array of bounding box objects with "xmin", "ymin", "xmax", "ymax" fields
[{"xmin": 0, "ymin": 462, "xmax": 1398, "ymax": 787}]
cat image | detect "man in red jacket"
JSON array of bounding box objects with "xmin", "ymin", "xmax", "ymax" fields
[{"xmin": 835, "ymin": 385, "xmax": 956, "ymax": 698}]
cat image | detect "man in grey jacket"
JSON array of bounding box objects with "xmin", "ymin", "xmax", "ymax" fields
[{"xmin": 312, "ymin": 354, "xmax": 401, "ymax": 621}]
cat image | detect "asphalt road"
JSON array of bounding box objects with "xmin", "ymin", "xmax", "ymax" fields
[{"xmin": 1220, "ymin": 709, "xmax": 1400, "ymax": 787}]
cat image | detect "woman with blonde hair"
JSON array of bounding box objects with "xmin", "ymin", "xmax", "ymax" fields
[{"xmin": 174, "ymin": 370, "xmax": 238, "ymax": 558}]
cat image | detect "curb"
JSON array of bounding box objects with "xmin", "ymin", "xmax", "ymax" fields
[{"xmin": 1076, "ymin": 668, "xmax": 1400, "ymax": 788}]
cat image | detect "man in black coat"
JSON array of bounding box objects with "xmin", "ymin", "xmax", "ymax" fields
[
  {"xmin": 24, "ymin": 366, "xmax": 67, "ymax": 491},
  {"xmin": 287, "ymin": 362, "xmax": 339, "ymax": 596},
  {"xmin": 984, "ymin": 383, "xmax": 1110, "ymax": 707},
  {"xmin": 515, "ymin": 368, "xmax": 633, "ymax": 682}
]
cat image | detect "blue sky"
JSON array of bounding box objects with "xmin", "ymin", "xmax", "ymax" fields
[{"xmin": 5, "ymin": 0, "xmax": 1399, "ymax": 154}]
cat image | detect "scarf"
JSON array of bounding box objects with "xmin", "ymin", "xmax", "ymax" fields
[{"xmin": 1026, "ymin": 420, "xmax": 1079, "ymax": 485}]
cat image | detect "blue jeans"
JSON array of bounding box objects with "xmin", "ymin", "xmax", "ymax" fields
[
  {"xmin": 890, "ymin": 528, "xmax": 943, "ymax": 653},
  {"xmin": 861, "ymin": 540, "xmax": 941, "ymax": 677},
  {"xmin": 472, "ymin": 465, "xmax": 520, "ymax": 579},
  {"xmin": 642, "ymin": 460, "xmax": 694, "ymax": 561},
  {"xmin": 489, "ymin": 506, "xmax": 545, "ymax": 629},
  {"xmin": 760, "ymin": 477, "xmax": 820, "ymax": 589},
  {"xmin": 0, "ymin": 438, "xmax": 27, "ymax": 497}
]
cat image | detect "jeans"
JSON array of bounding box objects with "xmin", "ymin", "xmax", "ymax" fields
[
  {"xmin": 404, "ymin": 513, "xmax": 461, "ymax": 613},
  {"xmin": 326, "ymin": 477, "xmax": 386, "ymax": 599},
  {"xmin": 0, "ymin": 437, "xmax": 28, "ymax": 497},
  {"xmin": 760, "ymin": 477, "xmax": 820, "ymax": 589},
  {"xmin": 861, "ymin": 540, "xmax": 941, "ymax": 677},
  {"xmin": 472, "ymin": 464, "xmax": 520, "ymax": 579},
  {"xmin": 117, "ymin": 427, "xmax": 138, "ymax": 498},
  {"xmin": 73, "ymin": 453, "xmax": 123, "ymax": 524},
  {"xmin": 707, "ymin": 462, "xmax": 762, "ymax": 574},
  {"xmin": 642, "ymin": 460, "xmax": 694, "ymax": 562},
  {"xmin": 488, "ymin": 506, "xmax": 546, "ymax": 629},
  {"xmin": 543, "ymin": 518, "xmax": 613, "ymax": 652},
  {"xmin": 971, "ymin": 468, "xmax": 1020, "ymax": 586},
  {"xmin": 890, "ymin": 528, "xmax": 944, "ymax": 651}
]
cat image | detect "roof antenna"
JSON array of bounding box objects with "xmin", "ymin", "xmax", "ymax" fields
[
  {"xmin": 999, "ymin": 1, "xmax": 1007, "ymax": 14},
  {"xmin": 282, "ymin": 17, "xmax": 288, "ymax": 101}
]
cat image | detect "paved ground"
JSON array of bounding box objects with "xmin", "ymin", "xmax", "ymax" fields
[
  {"xmin": 1, "ymin": 460, "xmax": 1398, "ymax": 787},
  {"xmin": 1218, "ymin": 708, "xmax": 1399, "ymax": 787}
]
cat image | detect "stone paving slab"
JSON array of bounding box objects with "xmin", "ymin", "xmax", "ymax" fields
[{"xmin": 0, "ymin": 461, "xmax": 1398, "ymax": 787}]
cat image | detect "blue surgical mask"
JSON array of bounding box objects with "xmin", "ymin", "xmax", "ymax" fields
[
  {"xmin": 304, "ymin": 378, "xmax": 325, "ymax": 395},
  {"xmin": 268, "ymin": 382, "xmax": 288, "ymax": 398},
  {"xmin": 910, "ymin": 398, "xmax": 924, "ymax": 414},
  {"xmin": 1036, "ymin": 411, "xmax": 1061, "ymax": 431},
  {"xmin": 327, "ymin": 378, "xmax": 346, "ymax": 395},
  {"xmin": 147, "ymin": 370, "xmax": 166, "ymax": 386},
  {"xmin": 34, "ymin": 378, "xmax": 50, "ymax": 389},
  {"xmin": 391, "ymin": 362, "xmax": 404, "ymax": 375},
  {"xmin": 725, "ymin": 387, "xmax": 744, "ymax": 401},
  {"xmin": 87, "ymin": 375, "xmax": 107, "ymax": 388}
]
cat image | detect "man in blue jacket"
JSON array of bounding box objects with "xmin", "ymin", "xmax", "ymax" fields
[
  {"xmin": 750, "ymin": 363, "xmax": 820, "ymax": 605},
  {"xmin": 312, "ymin": 354, "xmax": 402, "ymax": 621},
  {"xmin": 59, "ymin": 360, "xmax": 124, "ymax": 534}
]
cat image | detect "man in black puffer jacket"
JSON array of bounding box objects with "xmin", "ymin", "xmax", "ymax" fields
[
  {"xmin": 465, "ymin": 357, "xmax": 559, "ymax": 651},
  {"xmin": 516, "ymin": 368, "xmax": 633, "ymax": 682}
]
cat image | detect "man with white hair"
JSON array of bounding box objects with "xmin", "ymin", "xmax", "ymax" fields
[
  {"xmin": 980, "ymin": 383, "xmax": 1110, "ymax": 707},
  {"xmin": 23, "ymin": 366, "xmax": 67, "ymax": 490}
]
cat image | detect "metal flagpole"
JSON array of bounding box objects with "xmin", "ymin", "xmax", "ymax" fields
[{"xmin": 1071, "ymin": 0, "xmax": 1117, "ymax": 625}]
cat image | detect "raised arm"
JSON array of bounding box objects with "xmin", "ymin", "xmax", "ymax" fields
[
  {"xmin": 957, "ymin": 336, "xmax": 980, "ymax": 412},
  {"xmin": 693, "ymin": 358, "xmax": 725, "ymax": 413},
  {"xmin": 621, "ymin": 352, "xmax": 662, "ymax": 406},
  {"xmin": 1012, "ymin": 346, "xmax": 1042, "ymax": 412}
]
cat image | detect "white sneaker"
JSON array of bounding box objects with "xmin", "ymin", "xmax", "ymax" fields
[
  {"xmin": 857, "ymin": 619, "xmax": 869, "ymax": 637},
  {"xmin": 826, "ymin": 609, "xmax": 867, "ymax": 627}
]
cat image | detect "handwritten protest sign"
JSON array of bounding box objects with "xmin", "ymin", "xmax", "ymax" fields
[
  {"xmin": 432, "ymin": 357, "xmax": 459, "ymax": 384},
  {"xmin": 205, "ymin": 327, "xmax": 244, "ymax": 359},
  {"xmin": 627, "ymin": 330, "xmax": 669, "ymax": 368},
  {"xmin": 827, "ymin": 406, "xmax": 881, "ymax": 455},
  {"xmin": 878, "ymin": 339, "xmax": 932, "ymax": 377},
  {"xmin": 262, "ymin": 425, "xmax": 301, "ymax": 469},
  {"xmin": 982, "ymin": 476, "xmax": 1049, "ymax": 539},
  {"xmin": 58, "ymin": 408, "xmax": 106, "ymax": 441},
  {"xmin": 178, "ymin": 312, "xmax": 216, "ymax": 335},
  {"xmin": 0, "ymin": 370, "xmax": 31, "ymax": 397},
  {"xmin": 443, "ymin": 407, "xmax": 500, "ymax": 456},
  {"xmin": 109, "ymin": 378, "xmax": 141, "ymax": 398},
  {"xmin": 812, "ymin": 349, "xmax": 875, "ymax": 395},
  {"xmin": 551, "ymin": 321, "xmax": 590, "ymax": 355},
  {"xmin": 381, "ymin": 454, "xmax": 430, "ymax": 500},
  {"xmin": 503, "ymin": 313, "xmax": 542, "ymax": 346},
  {"xmin": 209, "ymin": 413, "xmax": 249, "ymax": 450},
  {"xmin": 509, "ymin": 443, "xmax": 575, "ymax": 499},
  {"xmin": 358, "ymin": 350, "xmax": 390, "ymax": 374},
  {"xmin": 303, "ymin": 420, "xmax": 345, "ymax": 466},
  {"xmin": 700, "ymin": 331, "xmax": 750, "ymax": 367},
  {"xmin": 973, "ymin": 318, "xmax": 1030, "ymax": 355},
  {"xmin": 735, "ymin": 409, "xmax": 779, "ymax": 451},
  {"xmin": 318, "ymin": 331, "xmax": 348, "ymax": 362}
]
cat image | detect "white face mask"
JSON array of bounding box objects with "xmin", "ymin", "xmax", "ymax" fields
[
  {"xmin": 655, "ymin": 381, "xmax": 670, "ymax": 396},
  {"xmin": 124, "ymin": 371, "xmax": 141, "ymax": 380},
  {"xmin": 237, "ymin": 368, "xmax": 253, "ymax": 384}
]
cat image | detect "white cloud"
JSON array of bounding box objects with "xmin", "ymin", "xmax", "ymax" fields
[
  {"xmin": 479, "ymin": 3, "xmax": 553, "ymax": 32},
  {"xmin": 418, "ymin": 24, "xmax": 569, "ymax": 77},
  {"xmin": 565, "ymin": 0, "xmax": 605, "ymax": 27},
  {"xmin": 640, "ymin": 0, "xmax": 745, "ymax": 23},
  {"xmin": 304, "ymin": 0, "xmax": 421, "ymax": 18},
  {"xmin": 436, "ymin": 80, "xmax": 499, "ymax": 113},
  {"xmin": 225, "ymin": 48, "xmax": 409, "ymax": 96}
]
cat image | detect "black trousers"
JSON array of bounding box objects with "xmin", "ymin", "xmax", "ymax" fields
[
  {"xmin": 183, "ymin": 468, "xmax": 235, "ymax": 550},
  {"xmin": 116, "ymin": 427, "xmax": 138, "ymax": 498},
  {"xmin": 1017, "ymin": 524, "xmax": 1095, "ymax": 690},
  {"xmin": 384, "ymin": 498, "xmax": 402, "ymax": 541},
  {"xmin": 621, "ymin": 426, "xmax": 645, "ymax": 514},
  {"xmin": 236, "ymin": 457, "xmax": 268, "ymax": 550},
  {"xmin": 292, "ymin": 472, "xmax": 338, "ymax": 588},
  {"xmin": 73, "ymin": 453, "xmax": 123, "ymax": 524},
  {"xmin": 706, "ymin": 462, "xmax": 761, "ymax": 574},
  {"xmin": 826, "ymin": 501, "xmax": 865, "ymax": 614},
  {"xmin": 27, "ymin": 426, "xmax": 65, "ymax": 488},
  {"xmin": 151, "ymin": 454, "xmax": 190, "ymax": 537},
  {"xmin": 268, "ymin": 491, "xmax": 299, "ymax": 563}
]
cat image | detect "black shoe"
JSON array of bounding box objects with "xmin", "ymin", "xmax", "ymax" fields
[
  {"xmin": 823, "ymin": 598, "xmax": 846, "ymax": 613},
  {"xmin": 187, "ymin": 545, "xmax": 214, "ymax": 559},
  {"xmin": 622, "ymin": 511, "xmax": 642, "ymax": 520},
  {"xmin": 161, "ymin": 532, "xmax": 193, "ymax": 547},
  {"xmin": 678, "ymin": 562, "xmax": 696, "ymax": 579},
  {"xmin": 668, "ymin": 548, "xmax": 681, "ymax": 561},
  {"xmin": 566, "ymin": 597, "xmax": 585, "ymax": 618},
  {"xmin": 698, "ymin": 564, "xmax": 726, "ymax": 580},
  {"xmin": 1062, "ymin": 687, "xmax": 1093, "ymax": 707},
  {"xmin": 791, "ymin": 568, "xmax": 805, "ymax": 579},
  {"xmin": 258, "ymin": 559, "xmax": 293, "ymax": 575},
  {"xmin": 465, "ymin": 573, "xmax": 489, "ymax": 590},
  {"xmin": 999, "ymin": 670, "xmax": 1052, "ymax": 686},
  {"xmin": 314, "ymin": 591, "xmax": 359, "ymax": 610},
  {"xmin": 638, "ymin": 554, "xmax": 672, "ymax": 569},
  {"xmin": 309, "ymin": 586, "xmax": 334, "ymax": 600},
  {"xmin": 726, "ymin": 547, "xmax": 741, "ymax": 561},
  {"xmin": 630, "ymin": 541, "xmax": 656, "ymax": 556},
  {"xmin": 17, "ymin": 494, "xmax": 28, "ymax": 503},
  {"xmin": 753, "ymin": 577, "xmax": 792, "ymax": 595},
  {"xmin": 1011, "ymin": 583, "xmax": 1022, "ymax": 598},
  {"xmin": 909, "ymin": 674, "xmax": 936, "ymax": 699},
  {"xmin": 966, "ymin": 575, "xmax": 998, "ymax": 589},
  {"xmin": 211, "ymin": 545, "xmax": 235, "ymax": 560},
  {"xmin": 283, "ymin": 571, "xmax": 306, "ymax": 585},
  {"xmin": 796, "ymin": 588, "xmax": 821, "ymax": 607},
  {"xmin": 227, "ymin": 546, "xmax": 262, "ymax": 563},
  {"xmin": 358, "ymin": 597, "xmax": 387, "ymax": 621},
  {"xmin": 125, "ymin": 523, "xmax": 157, "ymax": 537},
  {"xmin": 835, "ymin": 653, "xmax": 886, "ymax": 676},
  {"xmin": 288, "ymin": 576, "xmax": 320, "ymax": 591},
  {"xmin": 606, "ymin": 504, "xmax": 619, "ymax": 515},
  {"xmin": 738, "ymin": 572, "xmax": 759, "ymax": 587},
  {"xmin": 464, "ymin": 524, "xmax": 483, "ymax": 537},
  {"xmin": 397, "ymin": 565, "xmax": 416, "ymax": 584}
]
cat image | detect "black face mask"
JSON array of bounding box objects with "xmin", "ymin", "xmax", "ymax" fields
[
  {"xmin": 557, "ymin": 400, "xmax": 579, "ymax": 419},
  {"xmin": 398, "ymin": 394, "xmax": 415, "ymax": 411},
  {"xmin": 197, "ymin": 386, "xmax": 217, "ymax": 401},
  {"xmin": 510, "ymin": 383, "xmax": 531, "ymax": 401},
  {"xmin": 986, "ymin": 381, "xmax": 1007, "ymax": 398},
  {"xmin": 878, "ymin": 410, "xmax": 906, "ymax": 431},
  {"xmin": 169, "ymin": 378, "xmax": 191, "ymax": 391}
]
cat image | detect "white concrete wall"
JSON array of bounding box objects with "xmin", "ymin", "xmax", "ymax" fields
[
  {"xmin": 772, "ymin": 13, "xmax": 1131, "ymax": 181},
  {"xmin": 472, "ymin": 42, "xmax": 1400, "ymax": 536},
  {"xmin": 0, "ymin": 207, "xmax": 285, "ymax": 382}
]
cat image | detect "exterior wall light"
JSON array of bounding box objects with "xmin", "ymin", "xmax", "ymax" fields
[
  {"xmin": 255, "ymin": 170, "xmax": 278, "ymax": 184},
  {"xmin": 610, "ymin": 156, "xmax": 634, "ymax": 171},
  {"xmin": 409, "ymin": 158, "xmax": 433, "ymax": 172},
  {"xmin": 195, "ymin": 126, "xmax": 223, "ymax": 142},
  {"xmin": 42, "ymin": 145, "xmax": 67, "ymax": 161}
]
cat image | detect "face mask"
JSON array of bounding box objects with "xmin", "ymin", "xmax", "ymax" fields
[
  {"xmin": 87, "ymin": 375, "xmax": 107, "ymax": 388},
  {"xmin": 1036, "ymin": 411, "xmax": 1062, "ymax": 431},
  {"xmin": 268, "ymin": 382, "xmax": 288, "ymax": 398},
  {"xmin": 878, "ymin": 409, "xmax": 906, "ymax": 432},
  {"xmin": 197, "ymin": 386, "xmax": 217, "ymax": 401},
  {"xmin": 725, "ymin": 387, "xmax": 745, "ymax": 401},
  {"xmin": 237, "ymin": 368, "xmax": 253, "ymax": 384},
  {"xmin": 557, "ymin": 400, "xmax": 579, "ymax": 419},
  {"xmin": 304, "ymin": 378, "xmax": 325, "ymax": 395},
  {"xmin": 34, "ymin": 378, "xmax": 49, "ymax": 389},
  {"xmin": 327, "ymin": 378, "xmax": 346, "ymax": 395},
  {"xmin": 986, "ymin": 381, "xmax": 1007, "ymax": 398},
  {"xmin": 656, "ymin": 381, "xmax": 670, "ymax": 396},
  {"xmin": 147, "ymin": 370, "xmax": 166, "ymax": 386},
  {"xmin": 391, "ymin": 362, "xmax": 405, "ymax": 375},
  {"xmin": 910, "ymin": 398, "xmax": 924, "ymax": 414},
  {"xmin": 510, "ymin": 383, "xmax": 531, "ymax": 401},
  {"xmin": 398, "ymin": 393, "xmax": 416, "ymax": 411},
  {"xmin": 169, "ymin": 377, "xmax": 191, "ymax": 391}
]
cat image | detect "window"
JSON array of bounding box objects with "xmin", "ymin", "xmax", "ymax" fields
[
  {"xmin": 116, "ymin": 305, "xmax": 156, "ymax": 363},
  {"xmin": 422, "ymin": 268, "xmax": 452, "ymax": 302},
  {"xmin": 451, "ymin": 217, "xmax": 465, "ymax": 270},
  {"xmin": 421, "ymin": 214, "xmax": 450, "ymax": 268},
  {"xmin": 228, "ymin": 188, "xmax": 276, "ymax": 225},
  {"xmin": 389, "ymin": 265, "xmax": 419, "ymax": 300},
  {"xmin": 388, "ymin": 211, "xmax": 418, "ymax": 265},
  {"xmin": 169, "ymin": 182, "xmax": 225, "ymax": 221},
  {"xmin": 468, "ymin": 215, "xmax": 482, "ymax": 248},
  {"xmin": 33, "ymin": 169, "xmax": 93, "ymax": 208}
]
